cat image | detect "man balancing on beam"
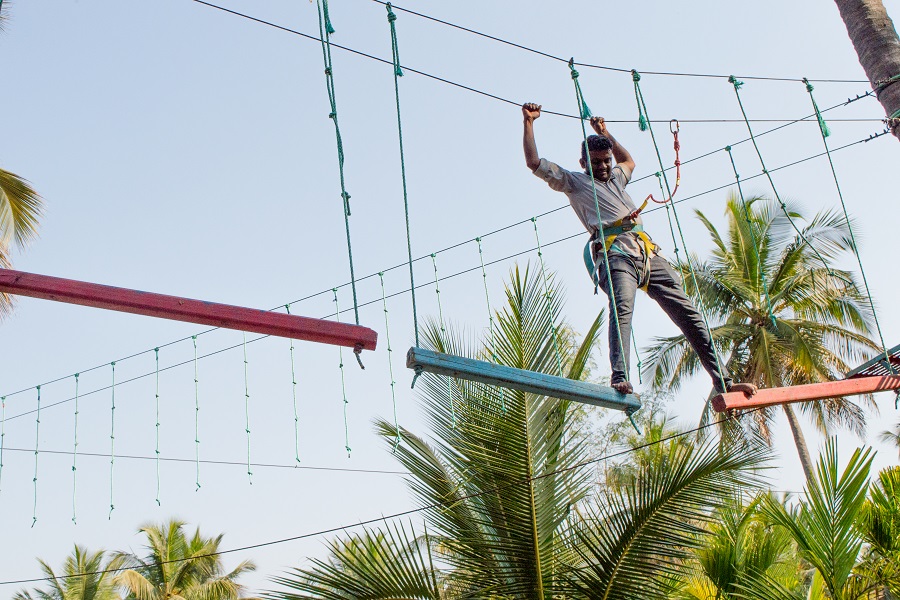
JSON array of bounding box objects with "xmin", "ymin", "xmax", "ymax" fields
[{"xmin": 521, "ymin": 102, "xmax": 757, "ymax": 398}]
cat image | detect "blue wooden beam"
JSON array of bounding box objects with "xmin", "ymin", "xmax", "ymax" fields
[{"xmin": 406, "ymin": 347, "xmax": 641, "ymax": 413}]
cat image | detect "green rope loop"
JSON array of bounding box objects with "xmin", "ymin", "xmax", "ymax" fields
[
  {"xmin": 385, "ymin": 3, "xmax": 419, "ymax": 347},
  {"xmin": 242, "ymin": 333, "xmax": 253, "ymax": 482},
  {"xmin": 531, "ymin": 218, "xmax": 565, "ymax": 377},
  {"xmin": 475, "ymin": 237, "xmax": 506, "ymax": 412},
  {"xmin": 285, "ymin": 305, "xmax": 301, "ymax": 464},
  {"xmin": 33, "ymin": 385, "xmax": 41, "ymax": 527},
  {"xmin": 725, "ymin": 146, "xmax": 778, "ymax": 328},
  {"xmin": 802, "ymin": 78, "xmax": 831, "ymax": 138},
  {"xmin": 332, "ymin": 289, "xmax": 352, "ymax": 456},
  {"xmin": 317, "ymin": 0, "xmax": 360, "ymax": 325},
  {"xmin": 568, "ymin": 59, "xmax": 592, "ymax": 119},
  {"xmin": 431, "ymin": 253, "xmax": 457, "ymax": 427},
  {"xmin": 193, "ymin": 336, "xmax": 201, "ymax": 490},
  {"xmin": 632, "ymin": 70, "xmax": 649, "ymax": 131},
  {"xmin": 72, "ymin": 373, "xmax": 80, "ymax": 524},
  {"xmin": 109, "ymin": 364, "xmax": 116, "ymax": 519},
  {"xmin": 637, "ymin": 76, "xmax": 729, "ymax": 392},
  {"xmin": 378, "ymin": 273, "xmax": 402, "ymax": 451},
  {"xmin": 154, "ymin": 348, "xmax": 161, "ymax": 506}
]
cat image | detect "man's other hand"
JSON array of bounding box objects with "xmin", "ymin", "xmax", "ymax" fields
[
  {"xmin": 522, "ymin": 103, "xmax": 542, "ymax": 122},
  {"xmin": 590, "ymin": 116, "xmax": 609, "ymax": 137}
]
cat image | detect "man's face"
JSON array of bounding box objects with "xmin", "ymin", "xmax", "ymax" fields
[{"xmin": 581, "ymin": 149, "xmax": 614, "ymax": 182}]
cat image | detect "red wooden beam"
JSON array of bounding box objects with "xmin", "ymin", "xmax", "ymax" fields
[
  {"xmin": 711, "ymin": 375, "xmax": 900, "ymax": 413},
  {"xmin": 0, "ymin": 269, "xmax": 377, "ymax": 351}
]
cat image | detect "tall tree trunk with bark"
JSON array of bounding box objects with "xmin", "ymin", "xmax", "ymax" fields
[
  {"xmin": 782, "ymin": 404, "xmax": 815, "ymax": 481},
  {"xmin": 834, "ymin": 0, "xmax": 900, "ymax": 140}
]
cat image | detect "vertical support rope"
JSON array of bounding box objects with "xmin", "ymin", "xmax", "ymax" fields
[
  {"xmin": 728, "ymin": 76, "xmax": 836, "ymax": 275},
  {"xmin": 378, "ymin": 273, "xmax": 402, "ymax": 451},
  {"xmin": 193, "ymin": 336, "xmax": 201, "ymax": 490},
  {"xmin": 568, "ymin": 60, "xmax": 630, "ymax": 382},
  {"xmin": 725, "ymin": 146, "xmax": 777, "ymax": 327},
  {"xmin": 385, "ymin": 3, "xmax": 419, "ymax": 347},
  {"xmin": 108, "ymin": 363, "xmax": 115, "ymax": 519},
  {"xmin": 803, "ymin": 79, "xmax": 895, "ymax": 379},
  {"xmin": 71, "ymin": 373, "xmax": 80, "ymax": 524},
  {"xmin": 316, "ymin": 0, "xmax": 360, "ymax": 325},
  {"xmin": 531, "ymin": 218, "xmax": 565, "ymax": 376},
  {"xmin": 332, "ymin": 289, "xmax": 352, "ymax": 457},
  {"xmin": 286, "ymin": 305, "xmax": 301, "ymax": 464},
  {"xmin": 32, "ymin": 385, "xmax": 40, "ymax": 527},
  {"xmin": 430, "ymin": 253, "xmax": 457, "ymax": 427},
  {"xmin": 475, "ymin": 237, "xmax": 506, "ymax": 412},
  {"xmin": 0, "ymin": 396, "xmax": 5, "ymax": 498},
  {"xmin": 633, "ymin": 70, "xmax": 728, "ymax": 392},
  {"xmin": 242, "ymin": 333, "xmax": 253, "ymax": 482},
  {"xmin": 154, "ymin": 348, "xmax": 161, "ymax": 506}
]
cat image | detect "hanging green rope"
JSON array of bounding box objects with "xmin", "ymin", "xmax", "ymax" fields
[
  {"xmin": 531, "ymin": 218, "xmax": 565, "ymax": 376},
  {"xmin": 109, "ymin": 362, "xmax": 116, "ymax": 519},
  {"xmin": 286, "ymin": 305, "xmax": 301, "ymax": 464},
  {"xmin": 0, "ymin": 396, "xmax": 5, "ymax": 498},
  {"xmin": 632, "ymin": 71, "xmax": 649, "ymax": 131},
  {"xmin": 316, "ymin": 0, "xmax": 360, "ymax": 325},
  {"xmin": 475, "ymin": 237, "xmax": 506, "ymax": 412},
  {"xmin": 728, "ymin": 76, "xmax": 837, "ymax": 276},
  {"xmin": 32, "ymin": 385, "xmax": 41, "ymax": 527},
  {"xmin": 429, "ymin": 253, "xmax": 457, "ymax": 427},
  {"xmin": 633, "ymin": 69, "xmax": 728, "ymax": 393},
  {"xmin": 193, "ymin": 336, "xmax": 201, "ymax": 490},
  {"xmin": 242, "ymin": 333, "xmax": 253, "ymax": 482},
  {"xmin": 385, "ymin": 2, "xmax": 420, "ymax": 347},
  {"xmin": 72, "ymin": 373, "xmax": 80, "ymax": 524},
  {"xmin": 332, "ymin": 289, "xmax": 352, "ymax": 457},
  {"xmin": 725, "ymin": 146, "xmax": 777, "ymax": 328},
  {"xmin": 803, "ymin": 79, "xmax": 895, "ymax": 377},
  {"xmin": 154, "ymin": 347, "xmax": 161, "ymax": 506},
  {"xmin": 568, "ymin": 59, "xmax": 630, "ymax": 383},
  {"xmin": 378, "ymin": 273, "xmax": 401, "ymax": 451}
]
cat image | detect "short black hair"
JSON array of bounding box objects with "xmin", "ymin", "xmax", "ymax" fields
[{"xmin": 581, "ymin": 134, "xmax": 613, "ymax": 162}]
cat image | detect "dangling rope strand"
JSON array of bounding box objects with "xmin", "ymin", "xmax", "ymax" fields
[
  {"xmin": 0, "ymin": 396, "xmax": 5, "ymax": 498},
  {"xmin": 71, "ymin": 374, "xmax": 80, "ymax": 524},
  {"xmin": 531, "ymin": 218, "xmax": 565, "ymax": 376},
  {"xmin": 633, "ymin": 69, "xmax": 729, "ymax": 393},
  {"xmin": 242, "ymin": 333, "xmax": 253, "ymax": 483},
  {"xmin": 154, "ymin": 348, "xmax": 161, "ymax": 505},
  {"xmin": 428, "ymin": 253, "xmax": 456, "ymax": 427},
  {"xmin": 332, "ymin": 289, "xmax": 352, "ymax": 457},
  {"xmin": 475, "ymin": 237, "xmax": 506, "ymax": 412},
  {"xmin": 285, "ymin": 305, "xmax": 301, "ymax": 464},
  {"xmin": 316, "ymin": 0, "xmax": 360, "ymax": 325},
  {"xmin": 32, "ymin": 385, "xmax": 41, "ymax": 527},
  {"xmin": 193, "ymin": 336, "xmax": 201, "ymax": 490},
  {"xmin": 378, "ymin": 273, "xmax": 402, "ymax": 451},
  {"xmin": 108, "ymin": 363, "xmax": 116, "ymax": 519},
  {"xmin": 385, "ymin": 2, "xmax": 420, "ymax": 347}
]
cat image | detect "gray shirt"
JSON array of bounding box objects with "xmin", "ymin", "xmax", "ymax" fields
[{"xmin": 533, "ymin": 158, "xmax": 646, "ymax": 259}]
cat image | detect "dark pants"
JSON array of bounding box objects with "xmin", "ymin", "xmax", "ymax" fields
[{"xmin": 596, "ymin": 252, "xmax": 732, "ymax": 393}]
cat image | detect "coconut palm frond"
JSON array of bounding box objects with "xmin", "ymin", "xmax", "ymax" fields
[{"xmin": 0, "ymin": 167, "xmax": 43, "ymax": 248}]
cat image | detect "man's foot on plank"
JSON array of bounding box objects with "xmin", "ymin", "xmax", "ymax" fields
[
  {"xmin": 727, "ymin": 382, "xmax": 758, "ymax": 396},
  {"xmin": 612, "ymin": 381, "xmax": 634, "ymax": 394}
]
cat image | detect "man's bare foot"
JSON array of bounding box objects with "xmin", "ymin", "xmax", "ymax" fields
[
  {"xmin": 727, "ymin": 382, "xmax": 758, "ymax": 396},
  {"xmin": 612, "ymin": 381, "xmax": 634, "ymax": 394}
]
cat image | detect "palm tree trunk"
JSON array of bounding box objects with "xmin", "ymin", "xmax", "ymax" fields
[
  {"xmin": 782, "ymin": 404, "xmax": 815, "ymax": 481},
  {"xmin": 833, "ymin": 0, "xmax": 900, "ymax": 140}
]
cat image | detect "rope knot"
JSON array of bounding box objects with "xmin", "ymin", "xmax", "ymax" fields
[
  {"xmin": 631, "ymin": 69, "xmax": 641, "ymax": 82},
  {"xmin": 328, "ymin": 112, "xmax": 336, "ymax": 120},
  {"xmin": 725, "ymin": 145, "xmax": 732, "ymax": 152},
  {"xmin": 728, "ymin": 75, "xmax": 744, "ymax": 89},
  {"xmin": 324, "ymin": 67, "xmax": 332, "ymax": 76},
  {"xmin": 387, "ymin": 9, "xmax": 397, "ymax": 22}
]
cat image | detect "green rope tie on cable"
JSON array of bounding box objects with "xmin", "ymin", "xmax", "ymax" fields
[
  {"xmin": 430, "ymin": 253, "xmax": 457, "ymax": 427},
  {"xmin": 725, "ymin": 145, "xmax": 778, "ymax": 329},
  {"xmin": 242, "ymin": 333, "xmax": 253, "ymax": 482},
  {"xmin": 332, "ymin": 289, "xmax": 352, "ymax": 456},
  {"xmin": 531, "ymin": 218, "xmax": 565, "ymax": 377},
  {"xmin": 285, "ymin": 305, "xmax": 301, "ymax": 464},
  {"xmin": 154, "ymin": 348, "xmax": 161, "ymax": 506},
  {"xmin": 321, "ymin": 0, "xmax": 335, "ymax": 34},
  {"xmin": 32, "ymin": 385, "xmax": 41, "ymax": 527},
  {"xmin": 72, "ymin": 373, "xmax": 80, "ymax": 524},
  {"xmin": 386, "ymin": 4, "xmax": 403, "ymax": 77},
  {"xmin": 476, "ymin": 237, "xmax": 506, "ymax": 413},
  {"xmin": 728, "ymin": 75, "xmax": 744, "ymax": 89},
  {"xmin": 632, "ymin": 70, "xmax": 649, "ymax": 131},
  {"xmin": 378, "ymin": 273, "xmax": 402, "ymax": 451},
  {"xmin": 803, "ymin": 78, "xmax": 831, "ymax": 138},
  {"xmin": 192, "ymin": 336, "xmax": 201, "ymax": 490},
  {"xmin": 568, "ymin": 59, "xmax": 593, "ymax": 119},
  {"xmin": 108, "ymin": 363, "xmax": 116, "ymax": 520}
]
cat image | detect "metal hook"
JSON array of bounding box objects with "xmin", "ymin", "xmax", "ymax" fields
[{"xmin": 669, "ymin": 119, "xmax": 680, "ymax": 135}]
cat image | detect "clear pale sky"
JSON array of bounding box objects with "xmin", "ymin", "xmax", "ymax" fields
[{"xmin": 1, "ymin": 0, "xmax": 899, "ymax": 593}]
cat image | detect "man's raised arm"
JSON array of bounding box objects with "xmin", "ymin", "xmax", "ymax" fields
[
  {"xmin": 590, "ymin": 116, "xmax": 636, "ymax": 178},
  {"xmin": 523, "ymin": 103, "xmax": 542, "ymax": 171}
]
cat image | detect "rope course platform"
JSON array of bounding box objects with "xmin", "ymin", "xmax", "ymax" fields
[
  {"xmin": 406, "ymin": 347, "xmax": 641, "ymax": 412},
  {"xmin": 0, "ymin": 269, "xmax": 378, "ymax": 351}
]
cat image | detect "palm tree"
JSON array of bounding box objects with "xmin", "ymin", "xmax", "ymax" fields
[
  {"xmin": 880, "ymin": 421, "xmax": 900, "ymax": 457},
  {"xmin": 856, "ymin": 466, "xmax": 900, "ymax": 597},
  {"xmin": 13, "ymin": 545, "xmax": 119, "ymax": 600},
  {"xmin": 645, "ymin": 195, "xmax": 878, "ymax": 480},
  {"xmin": 269, "ymin": 266, "xmax": 769, "ymax": 599},
  {"xmin": 832, "ymin": 0, "xmax": 900, "ymax": 141},
  {"xmin": 113, "ymin": 519, "xmax": 258, "ymax": 600}
]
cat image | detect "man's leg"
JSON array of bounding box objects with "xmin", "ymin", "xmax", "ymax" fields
[
  {"xmin": 645, "ymin": 256, "xmax": 733, "ymax": 393},
  {"xmin": 597, "ymin": 254, "xmax": 639, "ymax": 389}
]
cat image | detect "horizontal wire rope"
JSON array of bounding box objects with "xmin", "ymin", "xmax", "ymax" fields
[{"xmin": 0, "ymin": 126, "xmax": 890, "ymax": 422}]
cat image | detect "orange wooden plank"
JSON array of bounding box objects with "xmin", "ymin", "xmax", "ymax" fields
[{"xmin": 711, "ymin": 375, "xmax": 900, "ymax": 412}]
